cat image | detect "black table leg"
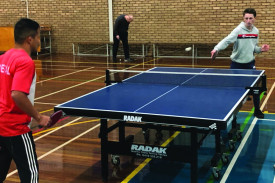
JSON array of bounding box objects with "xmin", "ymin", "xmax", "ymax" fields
[
  {"xmin": 191, "ymin": 129, "xmax": 198, "ymax": 183},
  {"xmin": 101, "ymin": 119, "xmax": 108, "ymax": 181}
]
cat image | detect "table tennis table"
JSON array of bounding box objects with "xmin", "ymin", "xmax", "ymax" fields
[{"xmin": 54, "ymin": 67, "xmax": 266, "ymax": 183}]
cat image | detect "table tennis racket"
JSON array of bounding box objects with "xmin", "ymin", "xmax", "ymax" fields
[
  {"xmin": 39, "ymin": 110, "xmax": 63, "ymax": 128},
  {"xmin": 211, "ymin": 50, "xmax": 218, "ymax": 61},
  {"xmin": 48, "ymin": 110, "xmax": 63, "ymax": 127}
]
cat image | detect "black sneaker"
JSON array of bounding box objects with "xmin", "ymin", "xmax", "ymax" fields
[
  {"xmin": 254, "ymin": 110, "xmax": 264, "ymax": 119},
  {"xmin": 247, "ymin": 96, "xmax": 252, "ymax": 101},
  {"xmin": 124, "ymin": 58, "xmax": 134, "ymax": 62}
]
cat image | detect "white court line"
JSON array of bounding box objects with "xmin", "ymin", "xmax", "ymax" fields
[
  {"xmin": 37, "ymin": 124, "xmax": 100, "ymax": 160},
  {"xmin": 34, "ymin": 101, "xmax": 59, "ymax": 106},
  {"xmin": 37, "ymin": 66, "xmax": 95, "ymax": 84},
  {"xmin": 35, "ymin": 75, "xmax": 106, "ymax": 100},
  {"xmin": 34, "ymin": 117, "xmax": 82, "ymax": 141},
  {"xmin": 260, "ymin": 118, "xmax": 275, "ymax": 122},
  {"xmin": 220, "ymin": 81, "xmax": 275, "ymax": 183},
  {"xmin": 134, "ymin": 68, "xmax": 207, "ymax": 112},
  {"xmin": 34, "ymin": 58, "xmax": 152, "ymax": 101}
]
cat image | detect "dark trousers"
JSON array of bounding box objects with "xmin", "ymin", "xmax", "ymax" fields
[
  {"xmin": 113, "ymin": 33, "xmax": 129, "ymax": 60},
  {"xmin": 0, "ymin": 131, "xmax": 39, "ymax": 183},
  {"xmin": 230, "ymin": 60, "xmax": 260, "ymax": 111}
]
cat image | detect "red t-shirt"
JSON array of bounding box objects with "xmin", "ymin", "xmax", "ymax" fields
[{"xmin": 0, "ymin": 48, "xmax": 35, "ymax": 137}]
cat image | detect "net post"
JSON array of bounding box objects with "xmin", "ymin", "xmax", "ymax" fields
[{"xmin": 105, "ymin": 69, "xmax": 110, "ymax": 86}]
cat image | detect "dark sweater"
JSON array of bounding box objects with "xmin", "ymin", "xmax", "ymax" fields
[{"xmin": 113, "ymin": 14, "xmax": 130, "ymax": 36}]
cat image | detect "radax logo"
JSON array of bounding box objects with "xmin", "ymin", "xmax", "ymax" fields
[
  {"xmin": 123, "ymin": 115, "xmax": 142, "ymax": 122},
  {"xmin": 131, "ymin": 145, "xmax": 167, "ymax": 155}
]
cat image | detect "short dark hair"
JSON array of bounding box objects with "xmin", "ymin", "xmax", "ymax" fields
[
  {"xmin": 243, "ymin": 8, "xmax": 256, "ymax": 17},
  {"xmin": 14, "ymin": 18, "xmax": 40, "ymax": 44}
]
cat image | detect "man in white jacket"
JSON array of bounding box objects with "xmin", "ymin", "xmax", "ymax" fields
[{"xmin": 211, "ymin": 8, "xmax": 269, "ymax": 118}]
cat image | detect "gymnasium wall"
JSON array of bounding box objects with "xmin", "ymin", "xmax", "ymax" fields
[{"xmin": 0, "ymin": 0, "xmax": 274, "ymax": 57}]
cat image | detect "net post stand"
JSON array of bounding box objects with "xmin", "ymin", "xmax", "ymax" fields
[{"xmin": 105, "ymin": 70, "xmax": 110, "ymax": 86}]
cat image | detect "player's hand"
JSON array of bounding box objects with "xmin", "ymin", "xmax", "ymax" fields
[
  {"xmin": 116, "ymin": 35, "xmax": 120, "ymax": 40},
  {"xmin": 211, "ymin": 49, "xmax": 218, "ymax": 61},
  {"xmin": 261, "ymin": 44, "xmax": 270, "ymax": 52},
  {"xmin": 37, "ymin": 114, "xmax": 51, "ymax": 127}
]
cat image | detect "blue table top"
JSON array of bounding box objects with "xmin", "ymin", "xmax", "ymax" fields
[{"xmin": 55, "ymin": 67, "xmax": 264, "ymax": 128}]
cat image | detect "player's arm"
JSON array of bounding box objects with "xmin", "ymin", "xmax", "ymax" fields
[
  {"xmin": 211, "ymin": 28, "xmax": 239, "ymax": 59},
  {"xmin": 11, "ymin": 90, "xmax": 50, "ymax": 127},
  {"xmin": 113, "ymin": 19, "xmax": 121, "ymax": 39}
]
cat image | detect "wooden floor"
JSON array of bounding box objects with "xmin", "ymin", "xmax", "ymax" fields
[{"xmin": 5, "ymin": 54, "xmax": 275, "ymax": 183}]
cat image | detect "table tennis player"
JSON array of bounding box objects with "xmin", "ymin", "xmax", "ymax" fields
[
  {"xmin": 211, "ymin": 8, "xmax": 269, "ymax": 118},
  {"xmin": 0, "ymin": 18, "xmax": 50, "ymax": 182}
]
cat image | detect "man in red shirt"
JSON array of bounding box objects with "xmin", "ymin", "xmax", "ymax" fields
[{"xmin": 0, "ymin": 18, "xmax": 50, "ymax": 183}]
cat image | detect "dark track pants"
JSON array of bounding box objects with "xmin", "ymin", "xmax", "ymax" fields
[
  {"xmin": 0, "ymin": 131, "xmax": 39, "ymax": 183},
  {"xmin": 113, "ymin": 33, "xmax": 130, "ymax": 60}
]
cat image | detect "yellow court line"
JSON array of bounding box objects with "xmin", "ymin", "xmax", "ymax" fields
[
  {"xmin": 33, "ymin": 119, "xmax": 99, "ymax": 136},
  {"xmin": 240, "ymin": 110, "xmax": 274, "ymax": 114},
  {"xmin": 122, "ymin": 128, "xmax": 184, "ymax": 182},
  {"xmin": 40, "ymin": 108, "xmax": 54, "ymax": 113}
]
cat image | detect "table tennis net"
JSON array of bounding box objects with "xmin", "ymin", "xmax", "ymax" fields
[{"xmin": 107, "ymin": 69, "xmax": 260, "ymax": 88}]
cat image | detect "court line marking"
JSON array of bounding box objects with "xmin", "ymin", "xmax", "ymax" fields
[
  {"xmin": 33, "ymin": 119, "xmax": 100, "ymax": 136},
  {"xmin": 220, "ymin": 81, "xmax": 275, "ymax": 183},
  {"xmin": 34, "ymin": 102, "xmax": 58, "ymax": 106},
  {"xmin": 134, "ymin": 68, "xmax": 207, "ymax": 112},
  {"xmin": 260, "ymin": 119, "xmax": 275, "ymax": 122},
  {"xmin": 36, "ymin": 123, "xmax": 100, "ymax": 160},
  {"xmin": 35, "ymin": 58, "xmax": 159, "ymax": 101},
  {"xmin": 37, "ymin": 66, "xmax": 95, "ymax": 84},
  {"xmin": 35, "ymin": 75, "xmax": 106, "ymax": 100},
  {"xmin": 239, "ymin": 92, "xmax": 265, "ymax": 132}
]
